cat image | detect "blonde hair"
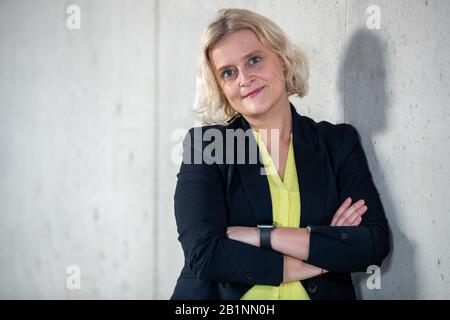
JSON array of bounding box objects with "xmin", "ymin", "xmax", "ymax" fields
[{"xmin": 193, "ymin": 8, "xmax": 310, "ymax": 125}]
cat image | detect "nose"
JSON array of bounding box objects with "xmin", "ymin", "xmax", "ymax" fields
[{"xmin": 238, "ymin": 68, "xmax": 254, "ymax": 87}]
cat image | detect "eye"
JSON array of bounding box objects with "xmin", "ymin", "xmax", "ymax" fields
[
  {"xmin": 221, "ymin": 69, "xmax": 235, "ymax": 79},
  {"xmin": 249, "ymin": 56, "xmax": 261, "ymax": 65}
]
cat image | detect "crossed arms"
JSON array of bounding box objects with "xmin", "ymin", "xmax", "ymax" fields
[
  {"xmin": 226, "ymin": 197, "xmax": 368, "ymax": 282},
  {"xmin": 174, "ymin": 125, "xmax": 390, "ymax": 286}
]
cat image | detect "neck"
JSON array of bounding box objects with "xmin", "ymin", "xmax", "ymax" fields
[{"xmin": 245, "ymin": 96, "xmax": 292, "ymax": 144}]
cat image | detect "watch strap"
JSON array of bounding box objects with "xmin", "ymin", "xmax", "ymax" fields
[{"xmin": 258, "ymin": 225, "xmax": 274, "ymax": 250}]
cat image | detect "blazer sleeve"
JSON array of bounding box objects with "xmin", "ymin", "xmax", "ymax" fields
[
  {"xmin": 305, "ymin": 124, "xmax": 390, "ymax": 273},
  {"xmin": 173, "ymin": 128, "xmax": 284, "ymax": 285}
]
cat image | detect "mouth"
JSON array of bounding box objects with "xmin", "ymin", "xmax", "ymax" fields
[{"xmin": 243, "ymin": 86, "xmax": 265, "ymax": 99}]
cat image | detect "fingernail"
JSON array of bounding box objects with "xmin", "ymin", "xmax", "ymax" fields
[{"xmin": 346, "ymin": 197, "xmax": 351, "ymax": 203}]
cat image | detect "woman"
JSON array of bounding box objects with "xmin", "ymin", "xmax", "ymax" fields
[{"xmin": 170, "ymin": 8, "xmax": 390, "ymax": 300}]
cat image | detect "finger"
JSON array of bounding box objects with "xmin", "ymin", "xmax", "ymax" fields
[
  {"xmin": 331, "ymin": 197, "xmax": 352, "ymax": 226},
  {"xmin": 353, "ymin": 216, "xmax": 363, "ymax": 226},
  {"xmin": 343, "ymin": 205, "xmax": 367, "ymax": 225},
  {"xmin": 344, "ymin": 205, "xmax": 367, "ymax": 225},
  {"xmin": 349, "ymin": 215, "xmax": 363, "ymax": 226},
  {"xmin": 335, "ymin": 201, "xmax": 365, "ymax": 226},
  {"xmin": 335, "ymin": 199, "xmax": 365, "ymax": 226}
]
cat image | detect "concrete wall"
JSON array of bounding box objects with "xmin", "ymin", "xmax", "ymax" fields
[{"xmin": 0, "ymin": 0, "xmax": 449, "ymax": 299}]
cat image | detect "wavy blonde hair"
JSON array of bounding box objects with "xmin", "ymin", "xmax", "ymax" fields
[{"xmin": 193, "ymin": 8, "xmax": 310, "ymax": 125}]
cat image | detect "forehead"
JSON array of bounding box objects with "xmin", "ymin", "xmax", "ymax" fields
[{"xmin": 209, "ymin": 29, "xmax": 267, "ymax": 69}]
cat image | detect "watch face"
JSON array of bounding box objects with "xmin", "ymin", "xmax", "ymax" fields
[{"xmin": 257, "ymin": 224, "xmax": 275, "ymax": 228}]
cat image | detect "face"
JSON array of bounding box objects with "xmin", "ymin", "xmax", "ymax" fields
[{"xmin": 209, "ymin": 29, "xmax": 288, "ymax": 121}]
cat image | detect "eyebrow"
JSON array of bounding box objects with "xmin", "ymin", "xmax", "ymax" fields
[{"xmin": 216, "ymin": 50, "xmax": 264, "ymax": 74}]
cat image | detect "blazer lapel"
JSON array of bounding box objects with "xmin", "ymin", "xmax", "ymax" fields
[
  {"xmin": 235, "ymin": 117, "xmax": 273, "ymax": 225},
  {"xmin": 290, "ymin": 103, "xmax": 327, "ymax": 228},
  {"xmin": 235, "ymin": 103, "xmax": 327, "ymax": 228}
]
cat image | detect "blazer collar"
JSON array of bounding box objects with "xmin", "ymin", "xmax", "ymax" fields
[{"xmin": 235, "ymin": 102, "xmax": 327, "ymax": 228}]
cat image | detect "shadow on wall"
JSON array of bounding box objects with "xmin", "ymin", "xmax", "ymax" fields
[{"xmin": 338, "ymin": 28, "xmax": 416, "ymax": 299}]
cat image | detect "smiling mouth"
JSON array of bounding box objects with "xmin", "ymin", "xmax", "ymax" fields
[{"xmin": 243, "ymin": 86, "xmax": 265, "ymax": 99}]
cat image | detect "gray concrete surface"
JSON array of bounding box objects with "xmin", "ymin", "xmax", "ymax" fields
[{"xmin": 0, "ymin": 0, "xmax": 449, "ymax": 299}]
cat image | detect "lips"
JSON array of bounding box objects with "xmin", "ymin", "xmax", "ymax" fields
[{"xmin": 243, "ymin": 86, "xmax": 265, "ymax": 99}]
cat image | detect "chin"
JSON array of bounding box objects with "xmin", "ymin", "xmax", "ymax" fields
[{"xmin": 241, "ymin": 101, "xmax": 272, "ymax": 117}]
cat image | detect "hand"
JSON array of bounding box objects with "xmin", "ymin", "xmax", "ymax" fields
[
  {"xmin": 330, "ymin": 197, "xmax": 367, "ymax": 226},
  {"xmin": 226, "ymin": 226, "xmax": 260, "ymax": 247}
]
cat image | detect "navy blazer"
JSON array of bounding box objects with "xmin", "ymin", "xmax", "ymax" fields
[{"xmin": 170, "ymin": 103, "xmax": 390, "ymax": 300}]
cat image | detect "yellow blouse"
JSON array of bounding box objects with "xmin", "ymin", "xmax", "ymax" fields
[{"xmin": 240, "ymin": 129, "xmax": 310, "ymax": 300}]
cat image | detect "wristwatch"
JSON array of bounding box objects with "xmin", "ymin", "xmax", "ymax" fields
[{"xmin": 257, "ymin": 224, "xmax": 275, "ymax": 250}]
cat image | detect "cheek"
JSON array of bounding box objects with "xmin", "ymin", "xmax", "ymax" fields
[
  {"xmin": 264, "ymin": 73, "xmax": 283, "ymax": 91},
  {"xmin": 223, "ymin": 83, "xmax": 241, "ymax": 100},
  {"xmin": 267, "ymin": 65, "xmax": 285, "ymax": 83},
  {"xmin": 253, "ymin": 63, "xmax": 281, "ymax": 86},
  {"xmin": 267, "ymin": 68, "xmax": 286, "ymax": 91}
]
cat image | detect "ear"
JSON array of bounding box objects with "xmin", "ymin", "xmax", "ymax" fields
[{"xmin": 279, "ymin": 56, "xmax": 286, "ymax": 71}]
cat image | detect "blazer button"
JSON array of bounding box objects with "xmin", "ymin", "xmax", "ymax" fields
[
  {"xmin": 245, "ymin": 272, "xmax": 253, "ymax": 280},
  {"xmin": 341, "ymin": 232, "xmax": 348, "ymax": 240},
  {"xmin": 307, "ymin": 283, "xmax": 318, "ymax": 294}
]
